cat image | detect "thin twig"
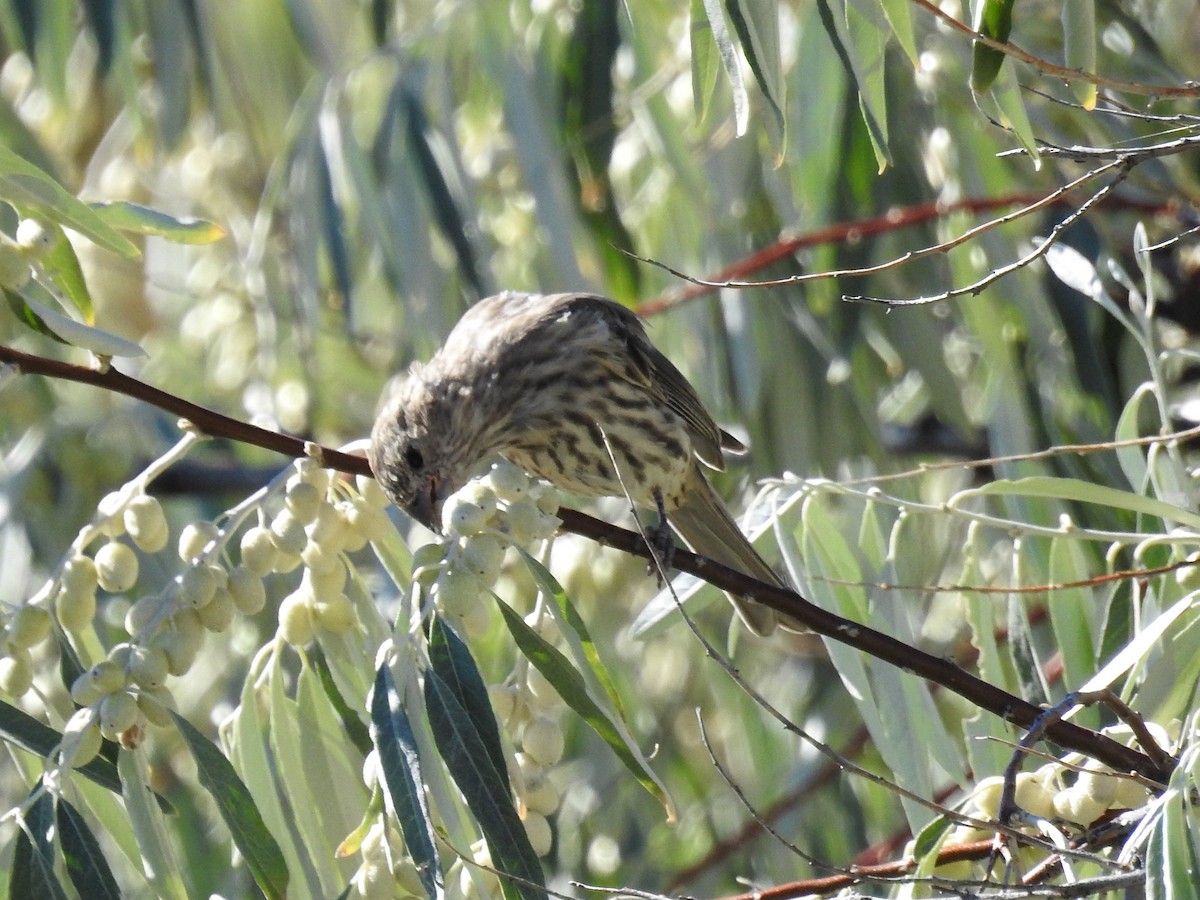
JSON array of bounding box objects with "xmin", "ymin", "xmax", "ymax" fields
[{"xmin": 845, "ymin": 162, "xmax": 1132, "ymax": 305}]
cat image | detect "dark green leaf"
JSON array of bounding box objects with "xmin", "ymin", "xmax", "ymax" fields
[
  {"xmin": 315, "ymin": 131, "xmax": 355, "ymax": 313},
  {"xmin": 171, "ymin": 712, "xmax": 289, "ymax": 900},
  {"xmin": 0, "ymin": 698, "xmax": 169, "ymax": 808},
  {"xmin": 4, "ymin": 287, "xmax": 65, "ymax": 344},
  {"xmin": 402, "ymin": 90, "xmax": 486, "ymax": 297},
  {"xmin": 311, "ymin": 647, "xmax": 373, "ymax": 755},
  {"xmin": 428, "ymin": 616, "xmax": 509, "ymax": 789},
  {"xmin": 11, "ymin": 0, "xmax": 40, "ymax": 63},
  {"xmin": 369, "ymin": 664, "xmax": 444, "ymax": 900},
  {"xmin": 80, "ymin": 0, "xmax": 117, "ymax": 75},
  {"xmin": 813, "ymin": 0, "xmax": 888, "ymax": 163},
  {"xmin": 689, "ymin": 0, "xmax": 721, "ymax": 122},
  {"xmin": 10, "ymin": 784, "xmax": 69, "ymax": 900},
  {"xmin": 515, "ymin": 550, "xmax": 625, "ymax": 721},
  {"xmin": 57, "ymin": 797, "xmax": 121, "ymax": 899},
  {"xmin": 724, "ymin": 0, "xmax": 784, "ymax": 130},
  {"xmin": 971, "ymin": 0, "xmax": 1016, "ymax": 92},
  {"xmin": 424, "ymin": 671, "xmax": 546, "ymax": 900},
  {"xmin": 559, "ymin": 0, "xmax": 639, "ymax": 300},
  {"xmin": 911, "ymin": 813, "xmax": 953, "ymax": 860},
  {"xmin": 494, "ymin": 599, "xmax": 669, "ymax": 812}
]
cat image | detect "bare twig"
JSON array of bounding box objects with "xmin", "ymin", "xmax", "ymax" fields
[{"xmin": 845, "ymin": 161, "xmax": 1132, "ymax": 306}]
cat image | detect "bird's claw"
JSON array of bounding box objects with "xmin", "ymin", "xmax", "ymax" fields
[{"xmin": 646, "ymin": 490, "xmax": 675, "ymax": 586}]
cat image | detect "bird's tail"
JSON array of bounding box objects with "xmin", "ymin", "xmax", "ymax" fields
[{"xmin": 668, "ymin": 467, "xmax": 794, "ymax": 636}]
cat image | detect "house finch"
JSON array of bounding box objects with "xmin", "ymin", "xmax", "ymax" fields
[{"xmin": 368, "ymin": 291, "xmax": 787, "ymax": 634}]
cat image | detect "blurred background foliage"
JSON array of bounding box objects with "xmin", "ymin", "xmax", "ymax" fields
[{"xmin": 2, "ymin": 0, "xmax": 1200, "ymax": 897}]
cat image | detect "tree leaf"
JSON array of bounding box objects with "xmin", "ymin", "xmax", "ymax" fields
[
  {"xmin": 0, "ymin": 145, "xmax": 138, "ymax": 258},
  {"xmin": 494, "ymin": 597, "xmax": 672, "ymax": 816},
  {"xmin": 689, "ymin": 0, "xmax": 721, "ymax": 123},
  {"xmin": 370, "ymin": 663, "xmax": 444, "ymax": 900},
  {"xmin": 970, "ymin": 0, "xmax": 1015, "ymax": 93},
  {"xmin": 10, "ymin": 786, "xmax": 69, "ymax": 900},
  {"xmin": 88, "ymin": 201, "xmax": 225, "ymax": 244},
  {"xmin": 56, "ymin": 796, "xmax": 121, "ymax": 900},
  {"xmin": 424, "ymin": 670, "xmax": 546, "ymax": 900},
  {"xmin": 7, "ymin": 287, "xmax": 145, "ymax": 357},
  {"xmin": 428, "ymin": 616, "xmax": 509, "ymax": 789},
  {"xmin": 0, "ymin": 698, "xmax": 174, "ymax": 810},
  {"xmin": 724, "ymin": 0, "xmax": 784, "ymax": 132},
  {"xmin": 38, "ymin": 223, "xmax": 93, "ymax": 323},
  {"xmin": 699, "ymin": 0, "xmax": 748, "ymax": 135},
  {"xmin": 514, "ymin": 549, "xmax": 626, "ymax": 722},
  {"xmin": 1061, "ymin": 0, "xmax": 1096, "ymax": 108},
  {"xmin": 171, "ymin": 712, "xmax": 289, "ymax": 900},
  {"xmin": 956, "ymin": 476, "xmax": 1200, "ymax": 531}
]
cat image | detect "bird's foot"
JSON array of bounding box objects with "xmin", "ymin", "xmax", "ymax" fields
[{"xmin": 646, "ymin": 490, "xmax": 675, "ymax": 586}]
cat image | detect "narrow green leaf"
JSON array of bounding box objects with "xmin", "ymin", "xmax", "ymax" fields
[
  {"xmin": 80, "ymin": 0, "xmax": 118, "ymax": 75},
  {"xmin": 700, "ymin": 0, "xmax": 748, "ymax": 134},
  {"xmin": 515, "ymin": 549, "xmax": 625, "ymax": 722},
  {"xmin": 1061, "ymin": 0, "xmax": 1096, "ymax": 108},
  {"xmin": 689, "ymin": 0, "xmax": 721, "ymax": 122},
  {"xmin": 987, "ymin": 60, "xmax": 1039, "ymax": 159},
  {"xmin": 39, "ymin": 223, "xmax": 93, "ymax": 322},
  {"xmin": 11, "ymin": 787, "xmax": 69, "ymax": 900},
  {"xmin": 5, "ymin": 286, "xmax": 66, "ymax": 344},
  {"xmin": 424, "ymin": 671, "xmax": 546, "ymax": 900},
  {"xmin": 970, "ymin": 0, "xmax": 1015, "ymax": 93},
  {"xmin": 118, "ymin": 750, "xmax": 188, "ymax": 900},
  {"xmin": 724, "ymin": 0, "xmax": 784, "ymax": 131},
  {"xmin": 0, "ymin": 146, "xmax": 138, "ymax": 258},
  {"xmin": 88, "ymin": 201, "xmax": 225, "ymax": 244},
  {"xmin": 910, "ymin": 813, "xmax": 954, "ymax": 861},
  {"xmin": 56, "ymin": 797, "xmax": 121, "ymax": 900},
  {"xmin": 845, "ymin": 0, "xmax": 892, "ymax": 170},
  {"xmin": 494, "ymin": 598, "xmax": 671, "ymax": 815},
  {"xmin": 8, "ymin": 286, "xmax": 145, "ymax": 356},
  {"xmin": 428, "ymin": 616, "xmax": 509, "ymax": 789},
  {"xmin": 402, "ymin": 90, "xmax": 485, "ymax": 297},
  {"xmin": 0, "ymin": 698, "xmax": 175, "ymax": 810},
  {"xmin": 370, "ymin": 664, "xmax": 444, "ymax": 900},
  {"xmin": 957, "ymin": 476, "xmax": 1200, "ymax": 531},
  {"xmin": 171, "ymin": 712, "xmax": 289, "ymax": 900},
  {"xmin": 311, "ymin": 647, "xmax": 373, "ymax": 756},
  {"xmin": 877, "ymin": 0, "xmax": 918, "ymax": 65},
  {"xmin": 813, "ymin": 0, "xmax": 889, "ymax": 168}
]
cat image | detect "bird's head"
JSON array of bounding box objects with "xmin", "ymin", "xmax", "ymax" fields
[{"xmin": 368, "ymin": 365, "xmax": 493, "ymax": 532}]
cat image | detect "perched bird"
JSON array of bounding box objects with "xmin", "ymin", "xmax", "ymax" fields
[{"xmin": 368, "ymin": 290, "xmax": 787, "ymax": 634}]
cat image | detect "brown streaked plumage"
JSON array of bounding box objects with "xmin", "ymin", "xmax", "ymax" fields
[{"xmin": 368, "ymin": 291, "xmax": 788, "ymax": 634}]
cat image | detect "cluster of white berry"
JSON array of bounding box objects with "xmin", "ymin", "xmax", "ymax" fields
[
  {"xmin": 1, "ymin": 455, "xmax": 396, "ymax": 765},
  {"xmin": 411, "ymin": 460, "xmax": 561, "ymax": 640},
  {"xmin": 348, "ymin": 817, "xmax": 426, "ymax": 900},
  {"xmin": 940, "ymin": 722, "xmax": 1167, "ymax": 871},
  {"xmin": 257, "ymin": 462, "xmax": 392, "ymax": 646},
  {"xmin": 490, "ymin": 657, "xmax": 565, "ymax": 861}
]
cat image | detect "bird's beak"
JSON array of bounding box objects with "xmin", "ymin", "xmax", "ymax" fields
[{"xmin": 407, "ymin": 474, "xmax": 442, "ymax": 532}]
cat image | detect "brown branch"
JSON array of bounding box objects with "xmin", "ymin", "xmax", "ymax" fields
[
  {"xmin": 0, "ymin": 342, "xmax": 1171, "ymax": 784},
  {"xmin": 637, "ymin": 190, "xmax": 1178, "ymax": 315}
]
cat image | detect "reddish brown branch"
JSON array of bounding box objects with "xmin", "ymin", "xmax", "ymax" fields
[{"xmin": 0, "ymin": 343, "xmax": 1171, "ymax": 784}]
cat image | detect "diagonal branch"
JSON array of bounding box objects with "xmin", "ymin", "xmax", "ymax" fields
[{"xmin": 0, "ymin": 342, "xmax": 1171, "ymax": 783}]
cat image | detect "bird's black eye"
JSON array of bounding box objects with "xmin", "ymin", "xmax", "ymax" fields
[{"xmin": 404, "ymin": 446, "xmax": 424, "ymax": 470}]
